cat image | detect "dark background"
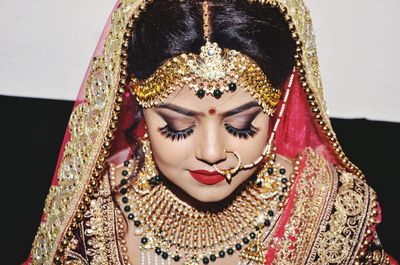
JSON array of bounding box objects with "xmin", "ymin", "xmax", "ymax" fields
[{"xmin": 1, "ymin": 95, "xmax": 398, "ymax": 264}]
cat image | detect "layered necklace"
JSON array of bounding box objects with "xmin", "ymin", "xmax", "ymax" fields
[{"xmin": 112, "ymin": 149, "xmax": 299, "ymax": 265}]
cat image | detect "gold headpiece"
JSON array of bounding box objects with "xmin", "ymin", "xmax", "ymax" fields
[{"xmin": 130, "ymin": 0, "xmax": 282, "ymax": 115}]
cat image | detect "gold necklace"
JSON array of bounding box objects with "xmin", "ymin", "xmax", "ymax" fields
[{"xmin": 113, "ymin": 152, "xmax": 300, "ymax": 265}]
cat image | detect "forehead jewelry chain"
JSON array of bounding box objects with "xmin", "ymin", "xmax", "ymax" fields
[
  {"xmin": 203, "ymin": 0, "xmax": 210, "ymax": 42},
  {"xmin": 214, "ymin": 68, "xmax": 296, "ymax": 184},
  {"xmin": 130, "ymin": 0, "xmax": 281, "ymax": 113}
]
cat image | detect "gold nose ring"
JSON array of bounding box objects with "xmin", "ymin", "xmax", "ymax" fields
[{"xmin": 213, "ymin": 150, "xmax": 242, "ymax": 184}]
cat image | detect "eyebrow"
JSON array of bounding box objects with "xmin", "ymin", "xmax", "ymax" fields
[
  {"xmin": 156, "ymin": 101, "xmax": 261, "ymax": 117},
  {"xmin": 156, "ymin": 103, "xmax": 204, "ymax": 117},
  {"xmin": 221, "ymin": 101, "xmax": 261, "ymax": 117}
]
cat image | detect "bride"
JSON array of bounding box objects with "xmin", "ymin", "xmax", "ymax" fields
[{"xmin": 25, "ymin": 0, "xmax": 397, "ymax": 264}]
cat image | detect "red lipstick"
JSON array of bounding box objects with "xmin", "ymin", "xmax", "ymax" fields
[{"xmin": 189, "ymin": 170, "xmax": 225, "ymax": 185}]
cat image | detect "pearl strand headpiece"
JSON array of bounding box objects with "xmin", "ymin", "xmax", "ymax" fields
[{"xmin": 130, "ymin": 0, "xmax": 281, "ymax": 115}]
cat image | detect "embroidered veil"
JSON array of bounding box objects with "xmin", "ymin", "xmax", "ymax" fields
[{"xmin": 24, "ymin": 0, "xmax": 396, "ymax": 264}]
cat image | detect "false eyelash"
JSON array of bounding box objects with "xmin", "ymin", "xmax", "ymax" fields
[
  {"xmin": 159, "ymin": 125, "xmax": 195, "ymax": 141},
  {"xmin": 224, "ymin": 123, "xmax": 259, "ymax": 139}
]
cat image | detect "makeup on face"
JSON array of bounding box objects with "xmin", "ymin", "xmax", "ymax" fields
[
  {"xmin": 143, "ymin": 85, "xmax": 271, "ymax": 202},
  {"xmin": 189, "ymin": 170, "xmax": 225, "ymax": 185},
  {"xmin": 154, "ymin": 101, "xmax": 263, "ymax": 143}
]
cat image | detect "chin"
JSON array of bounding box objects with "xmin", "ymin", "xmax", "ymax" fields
[{"xmin": 186, "ymin": 186, "xmax": 234, "ymax": 203}]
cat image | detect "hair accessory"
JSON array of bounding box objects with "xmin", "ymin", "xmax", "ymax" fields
[{"xmin": 130, "ymin": 1, "xmax": 281, "ymax": 115}]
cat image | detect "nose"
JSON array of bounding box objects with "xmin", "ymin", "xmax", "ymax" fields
[{"xmin": 195, "ymin": 123, "xmax": 227, "ymax": 165}]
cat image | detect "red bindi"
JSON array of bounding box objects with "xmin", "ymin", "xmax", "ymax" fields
[{"xmin": 208, "ymin": 108, "xmax": 217, "ymax": 116}]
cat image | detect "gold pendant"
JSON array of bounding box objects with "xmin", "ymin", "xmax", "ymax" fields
[{"xmin": 240, "ymin": 232, "xmax": 266, "ymax": 265}]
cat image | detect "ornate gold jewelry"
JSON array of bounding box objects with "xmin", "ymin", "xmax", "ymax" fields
[
  {"xmin": 213, "ymin": 150, "xmax": 242, "ymax": 184},
  {"xmin": 213, "ymin": 68, "xmax": 296, "ymax": 182},
  {"xmin": 116, "ymin": 143, "xmax": 300, "ymax": 265},
  {"xmin": 135, "ymin": 136, "xmax": 159, "ymax": 193},
  {"xmin": 130, "ymin": 1, "xmax": 281, "ymax": 115}
]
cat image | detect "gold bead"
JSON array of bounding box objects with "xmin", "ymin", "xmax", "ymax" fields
[
  {"xmin": 66, "ymin": 230, "xmax": 73, "ymax": 239},
  {"xmin": 87, "ymin": 188, "xmax": 94, "ymax": 195},
  {"xmin": 121, "ymin": 59, "xmax": 128, "ymax": 67},
  {"xmin": 79, "ymin": 204, "xmax": 87, "ymax": 212},
  {"xmin": 122, "ymin": 42, "xmax": 129, "ymax": 50},
  {"xmin": 292, "ymin": 32, "xmax": 299, "ymax": 41},
  {"xmin": 114, "ymin": 105, "xmax": 122, "ymax": 113},
  {"xmin": 126, "ymin": 22, "xmax": 134, "ymax": 30},
  {"xmin": 312, "ymin": 108, "xmax": 319, "ymax": 113},
  {"xmin": 124, "ymin": 31, "xmax": 132, "ymax": 39},
  {"xmin": 61, "ymin": 240, "xmax": 69, "ymax": 247},
  {"xmin": 279, "ymin": 6, "xmax": 288, "ymax": 14},
  {"xmin": 71, "ymin": 221, "xmax": 78, "ymax": 229},
  {"xmin": 90, "ymin": 180, "xmax": 98, "ymax": 188},
  {"xmin": 103, "ymin": 141, "xmax": 111, "ymax": 149}
]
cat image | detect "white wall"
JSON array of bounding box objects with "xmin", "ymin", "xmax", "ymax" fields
[{"xmin": 0, "ymin": 0, "xmax": 399, "ymax": 122}]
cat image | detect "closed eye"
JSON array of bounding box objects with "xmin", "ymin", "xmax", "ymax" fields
[
  {"xmin": 158, "ymin": 124, "xmax": 195, "ymax": 141},
  {"xmin": 224, "ymin": 123, "xmax": 259, "ymax": 139}
]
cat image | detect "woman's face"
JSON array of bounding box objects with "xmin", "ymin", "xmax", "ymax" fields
[{"xmin": 143, "ymin": 81, "xmax": 270, "ymax": 202}]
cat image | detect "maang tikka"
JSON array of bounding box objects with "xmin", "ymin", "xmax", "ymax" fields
[{"xmin": 130, "ymin": 0, "xmax": 281, "ymax": 115}]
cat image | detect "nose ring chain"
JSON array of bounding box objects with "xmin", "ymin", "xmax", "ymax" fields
[
  {"xmin": 212, "ymin": 67, "xmax": 296, "ymax": 184},
  {"xmin": 213, "ymin": 150, "xmax": 242, "ymax": 184}
]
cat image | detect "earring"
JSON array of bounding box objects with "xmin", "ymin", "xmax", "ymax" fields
[
  {"xmin": 254, "ymin": 152, "xmax": 283, "ymax": 200},
  {"xmin": 135, "ymin": 135, "xmax": 161, "ymax": 194}
]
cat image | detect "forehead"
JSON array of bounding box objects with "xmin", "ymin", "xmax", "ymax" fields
[{"xmin": 163, "ymin": 81, "xmax": 257, "ymax": 113}]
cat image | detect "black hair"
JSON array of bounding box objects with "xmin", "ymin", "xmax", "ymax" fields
[
  {"xmin": 122, "ymin": 0, "xmax": 296, "ymax": 188},
  {"xmin": 128, "ymin": 0, "xmax": 296, "ymax": 88}
]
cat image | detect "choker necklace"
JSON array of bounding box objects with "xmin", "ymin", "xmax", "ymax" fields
[{"xmin": 113, "ymin": 154, "xmax": 301, "ymax": 265}]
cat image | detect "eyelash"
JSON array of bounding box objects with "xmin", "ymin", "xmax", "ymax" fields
[
  {"xmin": 224, "ymin": 123, "xmax": 259, "ymax": 139},
  {"xmin": 159, "ymin": 125, "xmax": 195, "ymax": 141},
  {"xmin": 159, "ymin": 122, "xmax": 258, "ymax": 141}
]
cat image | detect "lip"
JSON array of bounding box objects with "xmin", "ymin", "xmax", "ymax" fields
[{"xmin": 189, "ymin": 170, "xmax": 225, "ymax": 185}]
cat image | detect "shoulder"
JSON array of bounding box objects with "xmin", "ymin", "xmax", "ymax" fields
[
  {"xmin": 300, "ymin": 148, "xmax": 390, "ymax": 264},
  {"xmin": 63, "ymin": 163, "xmax": 126, "ymax": 264}
]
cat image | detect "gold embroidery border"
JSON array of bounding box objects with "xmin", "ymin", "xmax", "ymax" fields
[
  {"xmin": 271, "ymin": 148, "xmax": 335, "ymax": 264},
  {"xmin": 30, "ymin": 0, "xmax": 365, "ymax": 264},
  {"xmin": 304, "ymin": 171, "xmax": 372, "ymax": 265}
]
